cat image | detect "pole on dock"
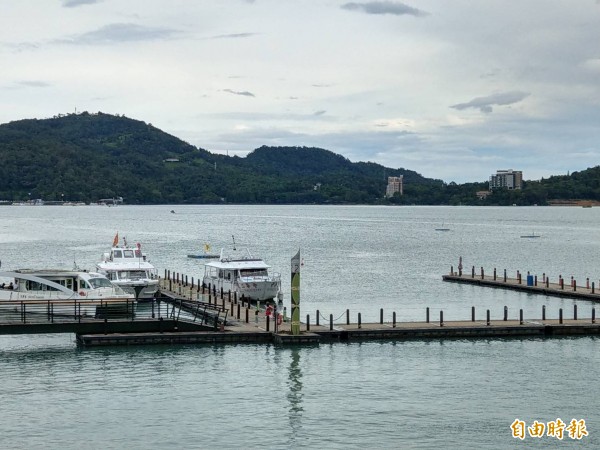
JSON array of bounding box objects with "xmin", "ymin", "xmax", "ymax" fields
[
  {"xmin": 439, "ymin": 311, "xmax": 444, "ymax": 327},
  {"xmin": 560, "ymin": 276, "xmax": 564, "ymax": 290},
  {"xmin": 426, "ymin": 307, "xmax": 430, "ymax": 323},
  {"xmin": 574, "ymin": 304, "xmax": 577, "ymax": 320},
  {"xmin": 330, "ymin": 314, "xmax": 333, "ymax": 331},
  {"xmin": 306, "ymin": 314, "xmax": 310, "ymax": 331},
  {"xmin": 358, "ymin": 313, "xmax": 362, "ymax": 329},
  {"xmin": 546, "ymin": 277, "xmax": 549, "ymax": 288},
  {"xmin": 471, "ymin": 266, "xmax": 475, "ymax": 278},
  {"xmin": 245, "ymin": 307, "xmax": 249, "ymax": 323},
  {"xmin": 237, "ymin": 303, "xmax": 241, "ymax": 320},
  {"xmin": 380, "ymin": 308, "xmax": 383, "ymax": 325},
  {"xmin": 559, "ymin": 308, "xmax": 563, "ymax": 324},
  {"xmin": 316, "ymin": 310, "xmax": 320, "ymax": 326},
  {"xmin": 266, "ymin": 315, "xmax": 270, "ymax": 332},
  {"xmin": 494, "ymin": 268, "xmax": 497, "ymax": 280},
  {"xmin": 504, "ymin": 306, "xmax": 508, "ymax": 321},
  {"xmin": 542, "ymin": 305, "xmax": 546, "ymax": 321},
  {"xmin": 393, "ymin": 312, "xmax": 396, "ymax": 328},
  {"xmin": 486, "ymin": 309, "xmax": 490, "ymax": 326},
  {"xmin": 593, "ymin": 308, "xmax": 596, "ymax": 324},
  {"xmin": 573, "ymin": 279, "xmax": 577, "ymax": 292},
  {"xmin": 534, "ymin": 275, "xmax": 538, "ymax": 286},
  {"xmin": 519, "ymin": 309, "xmax": 523, "ymax": 325},
  {"xmin": 481, "ymin": 267, "xmax": 484, "ymax": 280},
  {"xmin": 593, "ymin": 282, "xmax": 595, "ymax": 294},
  {"xmin": 504, "ymin": 269, "xmax": 507, "ymax": 282},
  {"xmin": 587, "ymin": 278, "xmax": 590, "ymax": 289},
  {"xmin": 471, "ymin": 306, "xmax": 475, "ymax": 322},
  {"xmin": 346, "ymin": 309, "xmax": 350, "ymax": 325}
]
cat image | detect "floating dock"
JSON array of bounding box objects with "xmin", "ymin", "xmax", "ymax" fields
[{"xmin": 443, "ymin": 266, "xmax": 600, "ymax": 302}]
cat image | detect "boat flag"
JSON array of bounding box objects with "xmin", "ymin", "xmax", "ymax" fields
[
  {"xmin": 291, "ymin": 249, "xmax": 301, "ymax": 336},
  {"xmin": 112, "ymin": 232, "xmax": 119, "ymax": 247}
]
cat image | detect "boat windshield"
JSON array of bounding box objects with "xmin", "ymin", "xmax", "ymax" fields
[
  {"xmin": 240, "ymin": 269, "xmax": 268, "ymax": 277},
  {"xmin": 118, "ymin": 270, "xmax": 147, "ymax": 280},
  {"xmin": 88, "ymin": 277, "xmax": 113, "ymax": 289}
]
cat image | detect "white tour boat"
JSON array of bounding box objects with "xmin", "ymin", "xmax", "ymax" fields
[
  {"xmin": 0, "ymin": 269, "xmax": 135, "ymax": 317},
  {"xmin": 202, "ymin": 247, "xmax": 282, "ymax": 302},
  {"xmin": 96, "ymin": 236, "xmax": 159, "ymax": 300}
]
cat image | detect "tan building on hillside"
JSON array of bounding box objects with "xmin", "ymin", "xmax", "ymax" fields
[
  {"xmin": 385, "ymin": 176, "xmax": 403, "ymax": 197},
  {"xmin": 489, "ymin": 170, "xmax": 523, "ymax": 190}
]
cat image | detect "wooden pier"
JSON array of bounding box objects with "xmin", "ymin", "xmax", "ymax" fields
[
  {"xmin": 75, "ymin": 272, "xmax": 600, "ymax": 346},
  {"xmin": 443, "ymin": 266, "xmax": 600, "ymax": 302}
]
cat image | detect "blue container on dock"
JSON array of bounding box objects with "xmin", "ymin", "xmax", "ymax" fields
[{"xmin": 527, "ymin": 275, "xmax": 534, "ymax": 286}]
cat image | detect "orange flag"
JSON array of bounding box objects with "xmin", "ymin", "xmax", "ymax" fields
[{"xmin": 112, "ymin": 232, "xmax": 119, "ymax": 247}]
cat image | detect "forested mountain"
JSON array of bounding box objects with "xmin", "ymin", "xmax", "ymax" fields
[
  {"xmin": 0, "ymin": 112, "xmax": 432, "ymax": 204},
  {"xmin": 0, "ymin": 112, "xmax": 598, "ymax": 205}
]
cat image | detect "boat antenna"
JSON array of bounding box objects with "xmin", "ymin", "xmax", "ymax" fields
[{"xmin": 232, "ymin": 235, "xmax": 236, "ymax": 251}]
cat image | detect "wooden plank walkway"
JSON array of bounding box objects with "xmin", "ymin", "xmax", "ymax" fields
[
  {"xmin": 75, "ymin": 276, "xmax": 600, "ymax": 346},
  {"xmin": 443, "ymin": 269, "xmax": 600, "ymax": 302}
]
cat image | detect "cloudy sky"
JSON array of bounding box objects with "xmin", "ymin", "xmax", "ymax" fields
[{"xmin": 1, "ymin": 1, "xmax": 599, "ymax": 183}]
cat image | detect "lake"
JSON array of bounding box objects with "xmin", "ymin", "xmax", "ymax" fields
[{"xmin": 0, "ymin": 205, "xmax": 597, "ymax": 449}]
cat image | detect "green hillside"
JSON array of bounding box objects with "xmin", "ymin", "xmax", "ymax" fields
[{"xmin": 0, "ymin": 112, "xmax": 434, "ymax": 204}]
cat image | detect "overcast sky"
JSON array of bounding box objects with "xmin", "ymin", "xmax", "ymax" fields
[{"xmin": 2, "ymin": 1, "xmax": 599, "ymax": 183}]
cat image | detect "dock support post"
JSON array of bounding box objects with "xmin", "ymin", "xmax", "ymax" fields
[
  {"xmin": 542, "ymin": 305, "xmax": 546, "ymax": 321},
  {"xmin": 380, "ymin": 308, "xmax": 383, "ymax": 325},
  {"xmin": 559, "ymin": 308, "xmax": 563, "ymax": 324},
  {"xmin": 471, "ymin": 266, "xmax": 475, "ymax": 278},
  {"xmin": 450, "ymin": 265, "xmax": 454, "ymax": 275},
  {"xmin": 593, "ymin": 308, "xmax": 596, "ymax": 324},
  {"xmin": 486, "ymin": 309, "xmax": 490, "ymax": 326},
  {"xmin": 439, "ymin": 311, "xmax": 444, "ymax": 327},
  {"xmin": 560, "ymin": 276, "xmax": 564, "ymax": 290},
  {"xmin": 593, "ymin": 282, "xmax": 595, "ymax": 294},
  {"xmin": 504, "ymin": 269, "xmax": 507, "ymax": 282},
  {"xmin": 534, "ymin": 275, "xmax": 538, "ymax": 286},
  {"xmin": 237, "ymin": 303, "xmax": 241, "ymax": 320},
  {"xmin": 426, "ymin": 307, "xmax": 430, "ymax": 323},
  {"xmin": 573, "ymin": 280, "xmax": 577, "ymax": 292},
  {"xmin": 330, "ymin": 314, "xmax": 333, "ymax": 331},
  {"xmin": 393, "ymin": 312, "xmax": 396, "ymax": 328},
  {"xmin": 266, "ymin": 315, "xmax": 270, "ymax": 332},
  {"xmin": 587, "ymin": 278, "xmax": 590, "ymax": 289},
  {"xmin": 504, "ymin": 306, "xmax": 508, "ymax": 321},
  {"xmin": 306, "ymin": 314, "xmax": 310, "ymax": 331},
  {"xmin": 245, "ymin": 307, "xmax": 249, "ymax": 323},
  {"xmin": 574, "ymin": 304, "xmax": 577, "ymax": 320},
  {"xmin": 481, "ymin": 267, "xmax": 484, "ymax": 279},
  {"xmin": 471, "ymin": 306, "xmax": 475, "ymax": 322},
  {"xmin": 519, "ymin": 309, "xmax": 523, "ymax": 325},
  {"xmin": 346, "ymin": 309, "xmax": 350, "ymax": 325},
  {"xmin": 358, "ymin": 313, "xmax": 362, "ymax": 329},
  {"xmin": 518, "ymin": 272, "xmax": 521, "ymax": 284},
  {"xmin": 493, "ymin": 268, "xmax": 497, "ymax": 280},
  {"xmin": 546, "ymin": 277, "xmax": 549, "ymax": 288},
  {"xmin": 316, "ymin": 310, "xmax": 320, "ymax": 326}
]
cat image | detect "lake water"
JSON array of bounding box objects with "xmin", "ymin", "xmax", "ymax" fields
[{"xmin": 0, "ymin": 205, "xmax": 598, "ymax": 449}]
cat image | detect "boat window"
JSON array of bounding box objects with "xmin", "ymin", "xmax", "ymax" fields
[
  {"xmin": 88, "ymin": 278, "xmax": 113, "ymax": 289},
  {"xmin": 123, "ymin": 250, "xmax": 135, "ymax": 258},
  {"xmin": 113, "ymin": 250, "xmax": 123, "ymax": 258},
  {"xmin": 25, "ymin": 280, "xmax": 60, "ymax": 291},
  {"xmin": 79, "ymin": 280, "xmax": 91, "ymax": 290},
  {"xmin": 240, "ymin": 269, "xmax": 268, "ymax": 277},
  {"xmin": 118, "ymin": 270, "xmax": 146, "ymax": 280}
]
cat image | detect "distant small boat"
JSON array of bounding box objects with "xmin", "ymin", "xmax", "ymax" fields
[
  {"xmin": 435, "ymin": 222, "xmax": 450, "ymax": 231},
  {"xmin": 520, "ymin": 232, "xmax": 540, "ymax": 238}
]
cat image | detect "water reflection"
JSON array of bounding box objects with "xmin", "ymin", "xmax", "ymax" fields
[{"xmin": 286, "ymin": 348, "xmax": 304, "ymax": 445}]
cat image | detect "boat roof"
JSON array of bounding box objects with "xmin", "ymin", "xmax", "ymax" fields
[
  {"xmin": 8, "ymin": 269, "xmax": 107, "ymax": 279},
  {"xmin": 204, "ymin": 248, "xmax": 271, "ymax": 270}
]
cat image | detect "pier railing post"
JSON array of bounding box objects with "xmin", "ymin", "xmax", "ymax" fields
[
  {"xmin": 504, "ymin": 306, "xmax": 508, "ymax": 321},
  {"xmin": 306, "ymin": 314, "xmax": 310, "ymax": 331},
  {"xmin": 486, "ymin": 309, "xmax": 490, "ymax": 326},
  {"xmin": 559, "ymin": 308, "xmax": 563, "ymax": 324},
  {"xmin": 358, "ymin": 313, "xmax": 362, "ymax": 329},
  {"xmin": 266, "ymin": 315, "xmax": 270, "ymax": 332},
  {"xmin": 519, "ymin": 309, "xmax": 523, "ymax": 325},
  {"xmin": 587, "ymin": 278, "xmax": 590, "ymax": 289},
  {"xmin": 546, "ymin": 277, "xmax": 549, "ymax": 288},
  {"xmin": 245, "ymin": 307, "xmax": 249, "ymax": 323},
  {"xmin": 316, "ymin": 310, "xmax": 320, "ymax": 326},
  {"xmin": 330, "ymin": 314, "xmax": 333, "ymax": 331},
  {"xmin": 471, "ymin": 306, "xmax": 475, "ymax": 322},
  {"xmin": 494, "ymin": 268, "xmax": 497, "ymax": 280},
  {"xmin": 504, "ymin": 269, "xmax": 507, "ymax": 282},
  {"xmin": 593, "ymin": 282, "xmax": 595, "ymax": 294},
  {"xmin": 574, "ymin": 304, "xmax": 577, "ymax": 320},
  {"xmin": 593, "ymin": 308, "xmax": 596, "ymax": 324},
  {"xmin": 426, "ymin": 307, "xmax": 430, "ymax": 323},
  {"xmin": 481, "ymin": 267, "xmax": 484, "ymax": 280},
  {"xmin": 542, "ymin": 305, "xmax": 546, "ymax": 321},
  {"xmin": 380, "ymin": 308, "xmax": 383, "ymax": 325},
  {"xmin": 573, "ymin": 280, "xmax": 577, "ymax": 292},
  {"xmin": 346, "ymin": 309, "xmax": 350, "ymax": 325},
  {"xmin": 471, "ymin": 266, "xmax": 475, "ymax": 278},
  {"xmin": 439, "ymin": 310, "xmax": 444, "ymax": 327},
  {"xmin": 393, "ymin": 312, "xmax": 396, "ymax": 328},
  {"xmin": 534, "ymin": 275, "xmax": 538, "ymax": 286}
]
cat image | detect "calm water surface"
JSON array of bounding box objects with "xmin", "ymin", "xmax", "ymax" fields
[{"xmin": 0, "ymin": 205, "xmax": 598, "ymax": 449}]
